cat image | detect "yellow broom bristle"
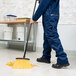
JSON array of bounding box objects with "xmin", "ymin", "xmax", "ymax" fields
[
  {"xmin": 6, "ymin": 62, "xmax": 15, "ymax": 66},
  {"xmin": 6, "ymin": 59, "xmax": 39, "ymax": 69}
]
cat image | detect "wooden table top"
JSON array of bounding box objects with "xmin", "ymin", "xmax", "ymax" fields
[{"xmin": 0, "ymin": 20, "xmax": 30, "ymax": 24}]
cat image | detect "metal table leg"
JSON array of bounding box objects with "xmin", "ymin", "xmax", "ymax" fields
[
  {"xmin": 33, "ymin": 23, "xmax": 38, "ymax": 51},
  {"xmin": 24, "ymin": 22, "xmax": 26, "ymax": 53}
]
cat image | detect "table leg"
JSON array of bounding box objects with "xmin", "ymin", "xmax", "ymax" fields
[
  {"xmin": 24, "ymin": 22, "xmax": 26, "ymax": 53},
  {"xmin": 33, "ymin": 23, "xmax": 37, "ymax": 52}
]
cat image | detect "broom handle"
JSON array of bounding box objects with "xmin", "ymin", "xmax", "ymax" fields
[{"xmin": 23, "ymin": 0, "xmax": 37, "ymax": 58}]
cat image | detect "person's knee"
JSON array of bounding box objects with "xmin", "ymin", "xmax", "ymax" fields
[{"xmin": 45, "ymin": 26, "xmax": 59, "ymax": 38}]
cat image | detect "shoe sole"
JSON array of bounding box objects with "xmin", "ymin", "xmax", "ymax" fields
[{"xmin": 37, "ymin": 60, "xmax": 51, "ymax": 64}]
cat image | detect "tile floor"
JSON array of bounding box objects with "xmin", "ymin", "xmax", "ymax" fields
[{"xmin": 0, "ymin": 48, "xmax": 76, "ymax": 76}]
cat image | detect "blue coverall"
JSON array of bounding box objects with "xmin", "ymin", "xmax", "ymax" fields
[{"xmin": 33, "ymin": 0, "xmax": 69, "ymax": 64}]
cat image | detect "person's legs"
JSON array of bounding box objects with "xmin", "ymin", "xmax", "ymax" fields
[
  {"xmin": 44, "ymin": 16, "xmax": 69, "ymax": 68},
  {"xmin": 37, "ymin": 19, "xmax": 51, "ymax": 63},
  {"xmin": 42, "ymin": 21, "xmax": 52, "ymax": 61},
  {"xmin": 37, "ymin": 34, "xmax": 51, "ymax": 63},
  {"xmin": 42, "ymin": 32, "xmax": 52, "ymax": 61}
]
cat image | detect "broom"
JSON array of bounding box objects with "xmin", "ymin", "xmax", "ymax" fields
[{"xmin": 6, "ymin": 0, "xmax": 37, "ymax": 69}]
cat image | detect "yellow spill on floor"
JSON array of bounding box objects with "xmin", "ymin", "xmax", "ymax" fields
[{"xmin": 6, "ymin": 59, "xmax": 39, "ymax": 69}]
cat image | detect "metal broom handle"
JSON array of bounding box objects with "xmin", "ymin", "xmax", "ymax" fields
[{"xmin": 23, "ymin": 0, "xmax": 37, "ymax": 58}]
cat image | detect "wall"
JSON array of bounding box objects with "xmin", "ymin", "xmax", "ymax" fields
[
  {"xmin": 0, "ymin": 0, "xmax": 76, "ymax": 50},
  {"xmin": 58, "ymin": 0, "xmax": 76, "ymax": 50}
]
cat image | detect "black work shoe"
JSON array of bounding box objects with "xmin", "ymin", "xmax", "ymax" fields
[
  {"xmin": 52, "ymin": 63, "xmax": 70, "ymax": 69},
  {"xmin": 37, "ymin": 57, "xmax": 51, "ymax": 63}
]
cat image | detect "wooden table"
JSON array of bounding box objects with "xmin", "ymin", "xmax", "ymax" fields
[
  {"xmin": 0, "ymin": 20, "xmax": 38, "ymax": 51},
  {"xmin": 0, "ymin": 20, "xmax": 35, "ymax": 52}
]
